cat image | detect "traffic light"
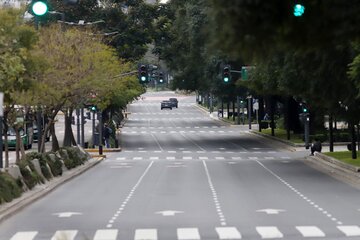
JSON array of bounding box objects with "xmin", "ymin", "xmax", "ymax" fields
[
  {"xmin": 293, "ymin": 3, "xmax": 305, "ymax": 17},
  {"xmin": 30, "ymin": 0, "xmax": 49, "ymax": 16},
  {"xmin": 89, "ymin": 105, "xmax": 97, "ymax": 112},
  {"xmin": 158, "ymin": 72, "xmax": 164, "ymax": 84},
  {"xmin": 139, "ymin": 64, "xmax": 148, "ymax": 83},
  {"xmin": 222, "ymin": 65, "xmax": 231, "ymax": 83}
]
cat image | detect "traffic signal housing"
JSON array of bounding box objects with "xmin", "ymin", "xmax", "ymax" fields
[
  {"xmin": 30, "ymin": 0, "xmax": 49, "ymax": 16},
  {"xmin": 158, "ymin": 72, "xmax": 164, "ymax": 84},
  {"xmin": 222, "ymin": 65, "xmax": 231, "ymax": 83},
  {"xmin": 139, "ymin": 64, "xmax": 148, "ymax": 83},
  {"xmin": 293, "ymin": 3, "xmax": 305, "ymax": 17}
]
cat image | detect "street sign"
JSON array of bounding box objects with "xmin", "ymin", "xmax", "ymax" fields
[{"xmin": 0, "ymin": 92, "xmax": 3, "ymax": 117}]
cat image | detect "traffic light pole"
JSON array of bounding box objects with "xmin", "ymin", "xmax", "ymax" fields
[
  {"xmin": 248, "ymin": 97, "xmax": 252, "ymax": 129},
  {"xmin": 98, "ymin": 112, "xmax": 103, "ymax": 155},
  {"xmin": 304, "ymin": 113, "xmax": 310, "ymax": 149},
  {"xmin": 76, "ymin": 108, "xmax": 80, "ymax": 145},
  {"xmin": 0, "ymin": 92, "xmax": 3, "ymax": 169},
  {"xmin": 92, "ymin": 111, "xmax": 95, "ymax": 148}
]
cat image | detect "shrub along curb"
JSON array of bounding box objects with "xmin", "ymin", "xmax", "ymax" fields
[{"xmin": 0, "ymin": 156, "xmax": 104, "ymax": 223}]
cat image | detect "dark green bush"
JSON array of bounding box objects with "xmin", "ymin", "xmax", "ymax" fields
[
  {"xmin": 24, "ymin": 152, "xmax": 52, "ymax": 180},
  {"xmin": 18, "ymin": 161, "xmax": 44, "ymax": 189},
  {"xmin": 44, "ymin": 153, "xmax": 62, "ymax": 177},
  {"xmin": 0, "ymin": 172, "xmax": 22, "ymax": 205}
]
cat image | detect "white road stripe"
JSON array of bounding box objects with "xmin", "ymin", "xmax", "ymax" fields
[
  {"xmin": 337, "ymin": 225, "xmax": 360, "ymax": 236},
  {"xmin": 249, "ymin": 157, "xmax": 258, "ymax": 160},
  {"xmin": 166, "ymin": 157, "xmax": 175, "ymax": 160},
  {"xmin": 264, "ymin": 157, "xmax": 274, "ymax": 160},
  {"xmin": 183, "ymin": 157, "xmax": 192, "ymax": 160},
  {"xmin": 134, "ymin": 229, "xmax": 157, "ymax": 240},
  {"xmin": 215, "ymin": 157, "xmax": 225, "ymax": 160},
  {"xmin": 134, "ymin": 157, "xmax": 143, "ymax": 160},
  {"xmin": 94, "ymin": 229, "xmax": 118, "ymax": 240},
  {"xmin": 116, "ymin": 157, "xmax": 126, "ymax": 160},
  {"xmin": 216, "ymin": 227, "xmax": 242, "ymax": 239},
  {"xmin": 177, "ymin": 228, "xmax": 201, "ymax": 240},
  {"xmin": 256, "ymin": 227, "xmax": 283, "ymax": 239},
  {"xmin": 232, "ymin": 157, "xmax": 242, "ymax": 160},
  {"xmin": 150, "ymin": 157, "xmax": 159, "ymax": 160},
  {"xmin": 51, "ymin": 230, "xmax": 78, "ymax": 240},
  {"xmin": 296, "ymin": 226, "xmax": 325, "ymax": 237},
  {"xmin": 199, "ymin": 157, "xmax": 208, "ymax": 160},
  {"xmin": 10, "ymin": 231, "xmax": 38, "ymax": 240}
]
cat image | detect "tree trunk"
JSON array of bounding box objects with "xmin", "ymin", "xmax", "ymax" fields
[
  {"xmin": 285, "ymin": 97, "xmax": 291, "ymax": 140},
  {"xmin": 357, "ymin": 124, "xmax": 360, "ymax": 151},
  {"xmin": 227, "ymin": 101, "xmax": 230, "ymax": 119},
  {"xmin": 329, "ymin": 114, "xmax": 334, "ymax": 152},
  {"xmin": 2, "ymin": 117, "xmax": 9, "ymax": 168},
  {"xmin": 63, "ymin": 109, "xmax": 74, "ymax": 147},
  {"xmin": 50, "ymin": 119, "xmax": 60, "ymax": 152},
  {"xmin": 15, "ymin": 127, "xmax": 20, "ymax": 164},
  {"xmin": 258, "ymin": 96, "xmax": 264, "ymax": 132}
]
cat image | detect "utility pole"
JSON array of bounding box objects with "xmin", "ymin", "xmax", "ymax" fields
[
  {"xmin": 81, "ymin": 108, "xmax": 85, "ymax": 148},
  {"xmin": 248, "ymin": 96, "xmax": 252, "ymax": 129},
  {"xmin": 236, "ymin": 96, "xmax": 240, "ymax": 125},
  {"xmin": 76, "ymin": 108, "xmax": 80, "ymax": 145}
]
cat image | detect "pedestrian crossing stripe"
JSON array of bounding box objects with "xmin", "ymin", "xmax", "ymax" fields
[
  {"xmin": 112, "ymin": 156, "xmax": 289, "ymax": 161},
  {"xmin": 9, "ymin": 225, "xmax": 360, "ymax": 239}
]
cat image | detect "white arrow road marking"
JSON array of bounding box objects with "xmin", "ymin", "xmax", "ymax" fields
[
  {"xmin": 256, "ymin": 209, "xmax": 286, "ymax": 215},
  {"xmin": 155, "ymin": 210, "xmax": 184, "ymax": 216},
  {"xmin": 52, "ymin": 212, "xmax": 82, "ymax": 218}
]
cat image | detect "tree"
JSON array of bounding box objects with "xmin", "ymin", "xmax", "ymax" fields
[{"xmin": 0, "ymin": 8, "xmax": 39, "ymax": 165}]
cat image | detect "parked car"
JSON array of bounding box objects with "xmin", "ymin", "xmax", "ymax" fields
[
  {"xmin": 161, "ymin": 101, "xmax": 172, "ymax": 110},
  {"xmin": 169, "ymin": 98, "xmax": 178, "ymax": 108},
  {"xmin": 3, "ymin": 127, "xmax": 33, "ymax": 150}
]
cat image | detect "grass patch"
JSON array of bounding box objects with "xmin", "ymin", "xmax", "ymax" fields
[
  {"xmin": 324, "ymin": 151, "xmax": 360, "ymax": 167},
  {"xmin": 261, "ymin": 128, "xmax": 304, "ymax": 143}
]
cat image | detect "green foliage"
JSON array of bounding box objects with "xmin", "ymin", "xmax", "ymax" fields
[
  {"xmin": 18, "ymin": 161, "xmax": 44, "ymax": 190},
  {"xmin": 0, "ymin": 172, "xmax": 22, "ymax": 205}
]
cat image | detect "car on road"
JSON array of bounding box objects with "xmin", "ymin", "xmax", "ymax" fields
[
  {"xmin": 3, "ymin": 127, "xmax": 33, "ymax": 150},
  {"xmin": 169, "ymin": 98, "xmax": 178, "ymax": 108},
  {"xmin": 161, "ymin": 100, "xmax": 172, "ymax": 110}
]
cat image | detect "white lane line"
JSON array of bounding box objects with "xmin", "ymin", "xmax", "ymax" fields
[
  {"xmin": 255, "ymin": 159, "xmax": 343, "ymax": 225},
  {"xmin": 199, "ymin": 157, "xmax": 208, "ymax": 160},
  {"xmin": 337, "ymin": 225, "xmax": 360, "ymax": 236},
  {"xmin": 150, "ymin": 157, "xmax": 159, "ymax": 160},
  {"xmin": 264, "ymin": 157, "xmax": 274, "ymax": 160},
  {"xmin": 116, "ymin": 157, "xmax": 126, "ymax": 160},
  {"xmin": 166, "ymin": 157, "xmax": 175, "ymax": 160},
  {"xmin": 133, "ymin": 157, "xmax": 143, "ymax": 160},
  {"xmin": 93, "ymin": 229, "xmax": 118, "ymax": 240},
  {"xmin": 106, "ymin": 161, "xmax": 154, "ymax": 228},
  {"xmin": 135, "ymin": 229, "xmax": 157, "ymax": 240},
  {"xmin": 215, "ymin": 157, "xmax": 225, "ymax": 160},
  {"xmin": 203, "ymin": 160, "xmax": 227, "ymax": 226},
  {"xmin": 10, "ymin": 232, "xmax": 38, "ymax": 240},
  {"xmin": 150, "ymin": 133, "xmax": 164, "ymax": 151},
  {"xmin": 256, "ymin": 227, "xmax": 283, "ymax": 239},
  {"xmin": 296, "ymin": 226, "xmax": 325, "ymax": 237},
  {"xmin": 183, "ymin": 156, "xmax": 192, "ymax": 160},
  {"xmin": 249, "ymin": 157, "xmax": 258, "ymax": 160},
  {"xmin": 231, "ymin": 157, "xmax": 242, "ymax": 160},
  {"xmin": 51, "ymin": 230, "xmax": 78, "ymax": 240},
  {"xmin": 177, "ymin": 228, "xmax": 201, "ymax": 240},
  {"xmin": 216, "ymin": 227, "xmax": 242, "ymax": 239}
]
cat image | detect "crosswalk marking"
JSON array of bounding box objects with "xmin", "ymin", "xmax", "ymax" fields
[
  {"xmin": 256, "ymin": 227, "xmax": 283, "ymax": 239},
  {"xmin": 177, "ymin": 228, "xmax": 201, "ymax": 240},
  {"xmin": 296, "ymin": 226, "xmax": 325, "ymax": 237},
  {"xmin": 249, "ymin": 157, "xmax": 258, "ymax": 160},
  {"xmin": 199, "ymin": 157, "xmax": 208, "ymax": 160},
  {"xmin": 232, "ymin": 157, "xmax": 242, "ymax": 160},
  {"xmin": 135, "ymin": 229, "xmax": 157, "ymax": 240},
  {"xmin": 51, "ymin": 230, "xmax": 78, "ymax": 240},
  {"xmin": 134, "ymin": 157, "xmax": 143, "ymax": 160},
  {"xmin": 10, "ymin": 225, "xmax": 360, "ymax": 239},
  {"xmin": 215, "ymin": 157, "xmax": 225, "ymax": 160},
  {"xmin": 264, "ymin": 157, "xmax": 274, "ymax": 160},
  {"xmin": 337, "ymin": 226, "xmax": 360, "ymax": 236},
  {"xmin": 150, "ymin": 157, "xmax": 159, "ymax": 160},
  {"xmin": 183, "ymin": 157, "xmax": 192, "ymax": 160},
  {"xmin": 10, "ymin": 231, "xmax": 38, "ymax": 240},
  {"xmin": 116, "ymin": 157, "xmax": 126, "ymax": 160},
  {"xmin": 216, "ymin": 227, "xmax": 242, "ymax": 239},
  {"xmin": 93, "ymin": 229, "xmax": 118, "ymax": 240},
  {"xmin": 167, "ymin": 157, "xmax": 175, "ymax": 160}
]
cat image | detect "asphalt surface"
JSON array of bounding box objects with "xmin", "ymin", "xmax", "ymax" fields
[{"xmin": 1, "ymin": 91, "xmax": 360, "ymax": 240}]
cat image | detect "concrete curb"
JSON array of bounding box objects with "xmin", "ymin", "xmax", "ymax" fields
[
  {"xmin": 313, "ymin": 152, "xmax": 360, "ymax": 172},
  {"xmin": 195, "ymin": 104, "xmax": 228, "ymax": 124},
  {"xmin": 0, "ymin": 157, "xmax": 104, "ymax": 223},
  {"xmin": 85, "ymin": 148, "xmax": 122, "ymax": 153},
  {"xmin": 304, "ymin": 155, "xmax": 360, "ymax": 188},
  {"xmin": 250, "ymin": 130, "xmax": 299, "ymax": 147},
  {"xmin": 248, "ymin": 131, "xmax": 296, "ymax": 152}
]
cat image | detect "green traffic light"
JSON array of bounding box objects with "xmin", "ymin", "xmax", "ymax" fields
[
  {"xmin": 223, "ymin": 77, "xmax": 229, "ymax": 83},
  {"xmin": 91, "ymin": 106, "xmax": 96, "ymax": 111},
  {"xmin": 141, "ymin": 76, "xmax": 146, "ymax": 82},
  {"xmin": 293, "ymin": 4, "xmax": 305, "ymax": 17},
  {"xmin": 32, "ymin": 1, "xmax": 48, "ymax": 16}
]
